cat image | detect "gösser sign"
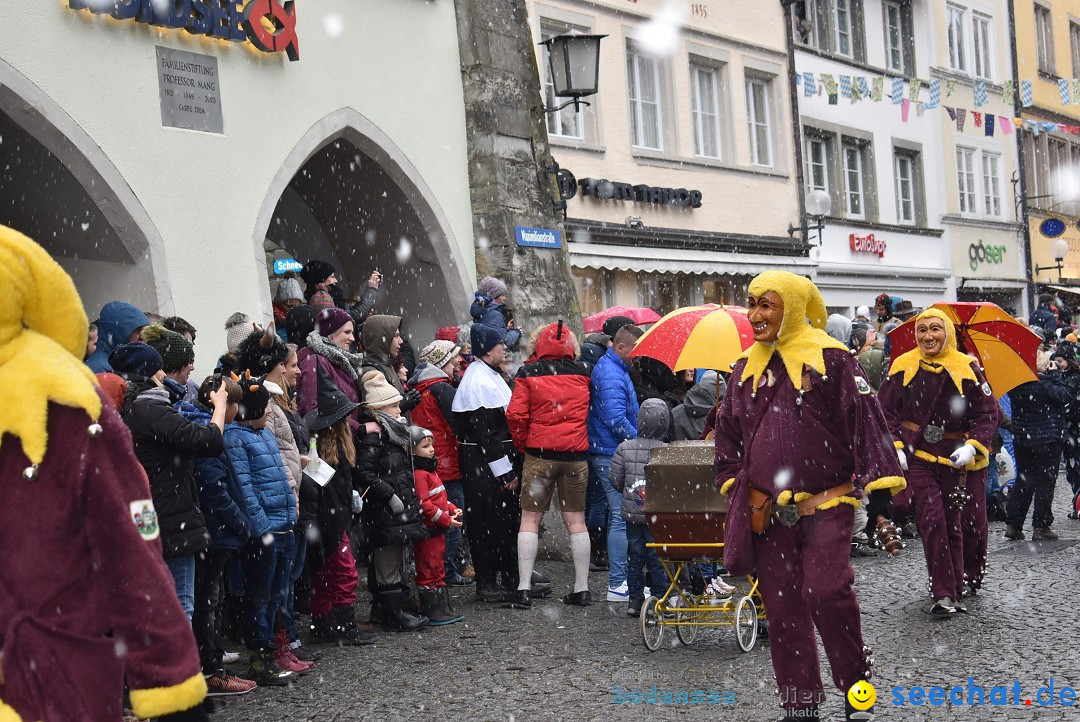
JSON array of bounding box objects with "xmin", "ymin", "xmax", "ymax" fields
[{"xmin": 68, "ymin": 0, "xmax": 300, "ymax": 61}]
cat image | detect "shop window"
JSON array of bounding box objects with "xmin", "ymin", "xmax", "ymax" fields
[
  {"xmin": 1035, "ymin": 3, "xmax": 1055, "ymax": 76},
  {"xmin": 745, "ymin": 74, "xmax": 774, "ymax": 168},
  {"xmin": 690, "ymin": 61, "xmax": 724, "ymax": 160},
  {"xmin": 573, "ymin": 267, "xmax": 612, "ymax": 317},
  {"xmin": 627, "ymin": 44, "xmax": 665, "ymax": 151},
  {"xmin": 972, "ymin": 13, "xmax": 993, "ymax": 81},
  {"xmin": 947, "ymin": 4, "xmax": 967, "ymax": 73}
]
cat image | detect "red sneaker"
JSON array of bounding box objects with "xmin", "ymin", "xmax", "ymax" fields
[{"xmin": 205, "ymin": 671, "xmax": 257, "ymax": 696}]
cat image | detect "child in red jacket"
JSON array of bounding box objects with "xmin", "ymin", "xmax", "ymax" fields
[{"xmin": 411, "ymin": 426, "xmax": 465, "ymax": 626}]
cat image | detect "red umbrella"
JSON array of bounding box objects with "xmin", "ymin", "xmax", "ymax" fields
[
  {"xmin": 887, "ymin": 302, "xmax": 1040, "ymax": 397},
  {"xmin": 628, "ymin": 304, "xmax": 754, "ymax": 372},
  {"xmin": 583, "ymin": 305, "xmax": 662, "ymax": 334}
]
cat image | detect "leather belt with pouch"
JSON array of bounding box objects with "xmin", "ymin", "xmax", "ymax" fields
[
  {"xmin": 900, "ymin": 420, "xmax": 964, "ymax": 444},
  {"xmin": 749, "ymin": 481, "xmax": 857, "ymax": 533}
]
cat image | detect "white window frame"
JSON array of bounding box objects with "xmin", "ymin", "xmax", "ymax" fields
[
  {"xmin": 947, "ymin": 4, "xmax": 967, "ymax": 73},
  {"xmin": 805, "ymin": 136, "xmax": 830, "ymax": 194},
  {"xmin": 834, "ymin": 0, "xmax": 854, "ymax": 58},
  {"xmin": 540, "ymin": 25, "xmax": 586, "ymax": 141},
  {"xmin": 883, "ymin": 1, "xmax": 904, "ymax": 73},
  {"xmin": 690, "ymin": 62, "xmax": 723, "ymax": 160},
  {"xmin": 842, "ymin": 141, "xmax": 865, "ymax": 219},
  {"xmin": 627, "ymin": 46, "xmax": 664, "ymax": 151},
  {"xmin": 1070, "ymin": 21, "xmax": 1080, "ymax": 80},
  {"xmin": 972, "ymin": 12, "xmax": 994, "ymax": 81},
  {"xmin": 745, "ymin": 76, "xmax": 774, "ymax": 168},
  {"xmin": 1036, "ymin": 4, "xmax": 1055, "ymax": 75},
  {"xmin": 981, "ymin": 151, "xmax": 1002, "ymax": 218},
  {"xmin": 957, "ymin": 146, "xmax": 978, "ymax": 214},
  {"xmin": 895, "ymin": 152, "xmax": 915, "ymax": 225}
]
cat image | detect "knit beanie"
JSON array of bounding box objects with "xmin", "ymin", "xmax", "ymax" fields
[
  {"xmin": 409, "ymin": 425, "xmax": 433, "ymax": 449},
  {"xmin": 435, "ymin": 325, "xmax": 461, "ymax": 343},
  {"xmin": 470, "ymin": 323, "xmax": 506, "ymax": 359},
  {"xmin": 236, "ymin": 326, "xmax": 290, "ymax": 376},
  {"xmin": 602, "ymin": 315, "xmax": 636, "ymax": 339},
  {"xmin": 225, "ymin": 312, "xmax": 257, "ymax": 354},
  {"xmin": 856, "ymin": 305, "xmax": 871, "ymax": 319},
  {"xmin": 300, "ymin": 259, "xmax": 336, "ymax": 290},
  {"xmin": 109, "ymin": 342, "xmax": 164, "ymax": 378},
  {"xmin": 418, "ymin": 340, "xmax": 460, "ymax": 369},
  {"xmin": 235, "ymin": 372, "xmax": 271, "ymax": 421},
  {"xmin": 309, "ymin": 290, "xmax": 335, "ymax": 311},
  {"xmin": 361, "ymin": 370, "xmax": 403, "ymax": 409},
  {"xmin": 141, "ymin": 325, "xmax": 194, "ymax": 373},
  {"xmin": 316, "ymin": 307, "xmax": 353, "ymax": 337},
  {"xmin": 274, "ymin": 277, "xmax": 304, "ymax": 304},
  {"xmin": 285, "ymin": 304, "xmax": 319, "ymax": 347},
  {"xmin": 477, "ymin": 276, "xmax": 508, "ymax": 300}
]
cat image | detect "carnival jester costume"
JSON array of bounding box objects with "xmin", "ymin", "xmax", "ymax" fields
[{"xmin": 715, "ymin": 271, "xmax": 905, "ymax": 721}]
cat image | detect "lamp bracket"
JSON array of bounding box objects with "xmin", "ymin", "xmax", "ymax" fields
[{"xmin": 542, "ymin": 98, "xmax": 591, "ymax": 114}]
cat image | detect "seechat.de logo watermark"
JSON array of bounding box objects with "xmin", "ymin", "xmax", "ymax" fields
[
  {"xmin": 611, "ymin": 685, "xmax": 735, "ymax": 704},
  {"xmin": 891, "ymin": 678, "xmax": 1078, "ymax": 708}
]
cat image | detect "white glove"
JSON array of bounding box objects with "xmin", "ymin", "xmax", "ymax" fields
[
  {"xmin": 949, "ymin": 443, "xmax": 977, "ymax": 468},
  {"xmin": 388, "ymin": 494, "xmax": 405, "ymax": 515},
  {"xmin": 896, "ymin": 448, "xmax": 908, "ymax": 471},
  {"xmin": 352, "ymin": 489, "xmax": 364, "ymax": 514}
]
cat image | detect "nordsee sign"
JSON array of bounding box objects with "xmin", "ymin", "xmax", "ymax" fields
[{"xmin": 515, "ymin": 227, "xmax": 562, "ymax": 249}]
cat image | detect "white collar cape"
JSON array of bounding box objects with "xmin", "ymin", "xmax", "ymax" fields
[{"xmin": 451, "ymin": 360, "xmax": 512, "ymax": 412}]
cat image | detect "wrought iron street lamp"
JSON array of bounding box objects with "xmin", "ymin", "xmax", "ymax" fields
[
  {"xmin": 539, "ymin": 33, "xmax": 606, "ymax": 113},
  {"xmin": 789, "ymin": 189, "xmax": 832, "ymax": 246},
  {"xmin": 1035, "ymin": 237, "xmax": 1070, "ymax": 281}
]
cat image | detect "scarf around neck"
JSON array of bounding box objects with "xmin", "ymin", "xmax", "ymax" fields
[
  {"xmin": 376, "ymin": 410, "xmax": 411, "ymax": 451},
  {"xmin": 307, "ymin": 329, "xmax": 365, "ymax": 381}
]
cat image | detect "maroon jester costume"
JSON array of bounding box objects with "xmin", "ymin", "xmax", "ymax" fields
[
  {"xmin": 715, "ymin": 271, "xmax": 905, "ymax": 720},
  {"xmin": 0, "ymin": 227, "xmax": 208, "ymax": 722},
  {"xmin": 877, "ymin": 308, "xmax": 1000, "ymax": 613}
]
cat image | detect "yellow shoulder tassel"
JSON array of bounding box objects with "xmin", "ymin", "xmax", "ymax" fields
[
  {"xmin": 0, "ymin": 699, "xmax": 23, "ymax": 722},
  {"xmin": 719, "ymin": 477, "xmax": 735, "ymax": 496}
]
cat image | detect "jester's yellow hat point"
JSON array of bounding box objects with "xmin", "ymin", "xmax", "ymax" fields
[{"xmin": 0, "ymin": 225, "xmax": 102, "ymax": 465}]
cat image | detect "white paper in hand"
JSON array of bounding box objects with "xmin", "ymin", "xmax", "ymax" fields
[{"xmin": 305, "ymin": 459, "xmax": 336, "ymax": 487}]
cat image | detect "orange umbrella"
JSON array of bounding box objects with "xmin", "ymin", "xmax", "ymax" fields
[
  {"xmin": 628, "ymin": 304, "xmax": 754, "ymax": 372},
  {"xmin": 887, "ymin": 302, "xmax": 1040, "ymax": 397}
]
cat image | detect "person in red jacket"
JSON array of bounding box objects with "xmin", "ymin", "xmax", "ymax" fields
[
  {"xmin": 410, "ymin": 427, "xmax": 465, "ymax": 626},
  {"xmin": 505, "ymin": 321, "xmax": 592, "ymax": 608}
]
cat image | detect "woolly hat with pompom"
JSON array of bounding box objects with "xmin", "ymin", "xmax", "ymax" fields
[
  {"xmin": 225, "ymin": 312, "xmax": 258, "ymax": 354},
  {"xmin": 141, "ymin": 324, "xmax": 194, "ymax": 373},
  {"xmin": 361, "ymin": 369, "xmax": 403, "ymax": 409}
]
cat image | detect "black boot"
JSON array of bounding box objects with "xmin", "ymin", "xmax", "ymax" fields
[
  {"xmin": 475, "ymin": 576, "xmax": 508, "ymax": 603},
  {"xmin": 396, "ymin": 582, "xmax": 422, "ymax": 615},
  {"xmin": 245, "ymin": 647, "xmax": 295, "ymax": 687},
  {"xmin": 506, "ymin": 589, "xmax": 532, "ymax": 609},
  {"xmin": 380, "ymin": 589, "xmax": 428, "ymax": 631},
  {"xmin": 530, "ymin": 570, "xmax": 552, "ymax": 597},
  {"xmin": 589, "ymin": 527, "xmax": 608, "ymax": 571},
  {"xmin": 438, "ymin": 587, "xmax": 464, "ymax": 623},
  {"xmin": 318, "ymin": 606, "xmax": 377, "ymax": 646},
  {"xmin": 419, "ymin": 587, "xmax": 458, "ymax": 625}
]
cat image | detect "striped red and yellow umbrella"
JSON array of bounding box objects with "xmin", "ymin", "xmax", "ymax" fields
[
  {"xmin": 887, "ymin": 302, "xmax": 1040, "ymax": 397},
  {"xmin": 628, "ymin": 304, "xmax": 754, "ymax": 372}
]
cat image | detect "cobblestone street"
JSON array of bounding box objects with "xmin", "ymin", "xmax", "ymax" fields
[{"xmin": 214, "ymin": 484, "xmax": 1080, "ymax": 722}]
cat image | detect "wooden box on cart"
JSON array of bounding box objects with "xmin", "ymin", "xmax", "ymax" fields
[{"xmin": 642, "ymin": 441, "xmax": 728, "ymax": 558}]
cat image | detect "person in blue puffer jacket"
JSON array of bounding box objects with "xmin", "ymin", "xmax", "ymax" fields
[
  {"xmin": 585, "ymin": 324, "xmax": 643, "ymax": 603},
  {"xmin": 470, "ymin": 276, "xmax": 522, "ymax": 351},
  {"xmin": 222, "ymin": 374, "xmax": 299, "ymax": 686}
]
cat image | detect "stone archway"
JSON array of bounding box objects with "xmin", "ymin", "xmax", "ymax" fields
[
  {"xmin": 252, "ymin": 108, "xmax": 472, "ymax": 343},
  {"xmin": 0, "ymin": 58, "xmax": 171, "ymax": 315}
]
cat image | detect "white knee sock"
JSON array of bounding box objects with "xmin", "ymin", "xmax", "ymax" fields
[
  {"xmin": 570, "ymin": 532, "xmax": 591, "ymax": 593},
  {"xmin": 517, "ymin": 532, "xmax": 538, "ymax": 590}
]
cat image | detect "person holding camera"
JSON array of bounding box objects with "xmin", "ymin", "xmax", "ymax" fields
[{"xmin": 470, "ymin": 276, "xmax": 521, "ymax": 351}]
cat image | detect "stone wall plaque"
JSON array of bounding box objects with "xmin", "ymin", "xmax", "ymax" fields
[{"xmin": 155, "ymin": 46, "xmax": 223, "ymax": 134}]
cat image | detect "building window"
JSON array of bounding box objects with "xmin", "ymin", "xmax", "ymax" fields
[
  {"xmin": 1071, "ymin": 22, "xmax": 1080, "ymax": 80},
  {"xmin": 806, "ymin": 136, "xmax": 831, "ymax": 193},
  {"xmin": 957, "ymin": 146, "xmax": 977, "ymax": 214},
  {"xmin": 972, "ymin": 13, "xmax": 993, "ymax": 80},
  {"xmin": 842, "ymin": 141, "xmax": 866, "ymax": 218},
  {"xmin": 895, "ymin": 152, "xmax": 915, "ymax": 224},
  {"xmin": 541, "ymin": 26, "xmax": 585, "ymax": 140},
  {"xmin": 627, "ymin": 46, "xmax": 664, "ymax": 151},
  {"xmin": 947, "ymin": 4, "xmax": 967, "ymax": 73},
  {"xmin": 792, "ymin": 0, "xmax": 864, "ymax": 60},
  {"xmin": 835, "ymin": 0, "xmax": 853, "ymax": 57},
  {"xmin": 883, "ymin": 1, "xmax": 904, "ymax": 72},
  {"xmin": 746, "ymin": 76, "xmax": 774, "ymax": 167},
  {"xmin": 792, "ymin": 0, "xmax": 826, "ymax": 50},
  {"xmin": 690, "ymin": 63, "xmax": 723, "ymax": 159},
  {"xmin": 1035, "ymin": 4, "xmax": 1055, "ymax": 75},
  {"xmin": 982, "ymin": 152, "xmax": 1002, "ymax": 217}
]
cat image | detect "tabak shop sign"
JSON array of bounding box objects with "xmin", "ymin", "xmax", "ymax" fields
[
  {"xmin": 849, "ymin": 232, "xmax": 886, "ymax": 258},
  {"xmin": 68, "ymin": 0, "xmax": 300, "ymax": 61}
]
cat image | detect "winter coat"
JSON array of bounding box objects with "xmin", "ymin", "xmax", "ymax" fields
[
  {"xmin": 222, "ymin": 423, "xmax": 297, "ymax": 538},
  {"xmin": 579, "ymin": 341, "xmax": 605, "ymax": 370},
  {"xmin": 122, "ymin": 383, "xmax": 221, "ymax": 557},
  {"xmin": 297, "ymin": 338, "xmax": 363, "ymax": 430},
  {"xmin": 308, "ymin": 441, "xmax": 356, "ymax": 570},
  {"xmin": 0, "ymin": 395, "xmax": 205, "ymax": 722},
  {"xmin": 413, "ymin": 455, "xmax": 459, "ymax": 530},
  {"xmin": 86, "ymin": 301, "xmax": 149, "ymax": 373},
  {"xmin": 634, "ymin": 356, "xmax": 682, "ymax": 409},
  {"xmin": 408, "ymin": 364, "xmax": 461, "ymax": 481},
  {"xmin": 670, "ymin": 371, "xmax": 723, "ymax": 441},
  {"xmin": 1029, "ymin": 305, "xmax": 1058, "ymax": 339},
  {"xmin": 587, "ymin": 347, "xmax": 640, "ymax": 456},
  {"xmin": 361, "ymin": 314, "xmax": 405, "ymax": 394},
  {"xmin": 344, "ymin": 285, "xmax": 380, "ymax": 327},
  {"xmin": 355, "ymin": 417, "xmax": 428, "ymax": 547},
  {"xmin": 178, "ymin": 402, "xmax": 250, "ymax": 551},
  {"xmin": 470, "ymin": 297, "xmax": 521, "ymax": 350},
  {"xmin": 507, "ymin": 325, "xmax": 590, "ymax": 459},
  {"xmin": 1008, "ymin": 371, "xmax": 1071, "ymax": 446},
  {"xmin": 611, "ymin": 399, "xmax": 671, "ymax": 525},
  {"xmin": 267, "ymin": 398, "xmax": 302, "ymax": 502}
]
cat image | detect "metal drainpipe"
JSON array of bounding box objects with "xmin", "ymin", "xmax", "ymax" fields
[
  {"xmin": 781, "ymin": 0, "xmax": 810, "ymax": 250},
  {"xmin": 1008, "ymin": 0, "xmax": 1036, "ymax": 312}
]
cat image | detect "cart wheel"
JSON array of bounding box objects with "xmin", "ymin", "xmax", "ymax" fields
[
  {"xmin": 671, "ymin": 594, "xmax": 699, "ymax": 645},
  {"xmin": 735, "ymin": 595, "xmax": 758, "ymax": 652},
  {"xmin": 640, "ymin": 595, "xmax": 664, "ymax": 651}
]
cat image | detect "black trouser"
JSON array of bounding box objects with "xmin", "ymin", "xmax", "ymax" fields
[
  {"xmin": 193, "ymin": 548, "xmax": 235, "ymax": 673},
  {"xmin": 1065, "ymin": 433, "xmax": 1080, "ymax": 498},
  {"xmin": 1007, "ymin": 442, "xmax": 1061, "ymax": 530},
  {"xmin": 459, "ymin": 443, "xmax": 520, "ymax": 582}
]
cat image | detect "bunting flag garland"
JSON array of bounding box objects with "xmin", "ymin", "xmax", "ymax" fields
[
  {"xmin": 1002, "ymin": 79, "xmax": 1014, "ymax": 104},
  {"xmin": 946, "ymin": 79, "xmax": 957, "ymax": 97},
  {"xmin": 973, "ymin": 111, "xmax": 983, "ymax": 128},
  {"xmin": 839, "ymin": 75, "xmax": 852, "ymax": 98},
  {"xmin": 1060, "ymin": 78, "xmax": 1071, "ymax": 105},
  {"xmin": 1021, "ymin": 80, "xmax": 1033, "ymax": 107},
  {"xmin": 803, "ymin": 71, "xmax": 816, "ymax": 97},
  {"xmin": 901, "ymin": 98, "xmax": 911, "ymax": 121},
  {"xmin": 985, "ymin": 114, "xmax": 995, "ymax": 136},
  {"xmin": 821, "ymin": 73, "xmax": 838, "ymax": 97},
  {"xmin": 891, "ymin": 78, "xmax": 904, "ymax": 104},
  {"xmin": 855, "ymin": 76, "xmax": 871, "ymax": 102},
  {"xmin": 973, "ymin": 80, "xmax": 988, "ymax": 107},
  {"xmin": 1001, "ymin": 115, "xmax": 1013, "ymax": 135},
  {"xmin": 909, "ymin": 78, "xmax": 923, "ymax": 102},
  {"xmin": 916, "ymin": 102, "xmax": 926, "ymax": 117},
  {"xmin": 926, "ymin": 79, "xmax": 941, "ymax": 109},
  {"xmin": 871, "ymin": 77, "xmax": 884, "ymax": 101},
  {"xmin": 1073, "ymin": 79, "xmax": 1080, "ymax": 104},
  {"xmin": 955, "ymin": 108, "xmax": 967, "ymax": 131}
]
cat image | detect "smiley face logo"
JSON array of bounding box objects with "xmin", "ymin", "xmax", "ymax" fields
[{"xmin": 847, "ymin": 680, "xmax": 876, "ymax": 710}]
